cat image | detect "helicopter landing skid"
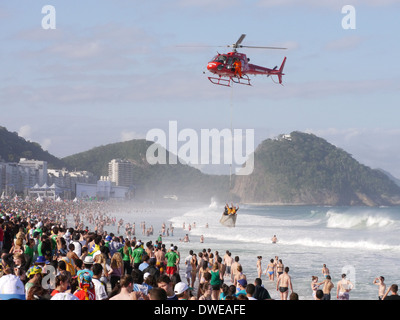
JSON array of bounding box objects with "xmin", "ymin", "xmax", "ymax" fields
[
  {"xmin": 231, "ymin": 75, "xmax": 251, "ymax": 86},
  {"xmin": 208, "ymin": 76, "xmax": 231, "ymax": 87},
  {"xmin": 208, "ymin": 75, "xmax": 251, "ymax": 87}
]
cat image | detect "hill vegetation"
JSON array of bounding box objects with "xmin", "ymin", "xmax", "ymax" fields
[
  {"xmin": 2, "ymin": 125, "xmax": 399, "ymax": 206},
  {"xmin": 232, "ymin": 131, "xmax": 400, "ymax": 206},
  {"xmin": 0, "ymin": 126, "xmax": 64, "ymax": 168},
  {"xmin": 62, "ymin": 139, "xmax": 230, "ymax": 202}
]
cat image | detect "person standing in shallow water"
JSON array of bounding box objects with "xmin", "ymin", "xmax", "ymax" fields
[
  {"xmin": 322, "ymin": 264, "xmax": 330, "ymax": 278},
  {"xmin": 266, "ymin": 259, "xmax": 275, "ymax": 281},
  {"xmin": 373, "ymin": 276, "xmax": 386, "ymax": 300},
  {"xmin": 256, "ymin": 256, "xmax": 262, "ymax": 278},
  {"xmin": 336, "ymin": 273, "xmax": 354, "ymax": 300},
  {"xmin": 320, "ymin": 275, "xmax": 334, "ymax": 300},
  {"xmin": 276, "ymin": 267, "xmax": 293, "ymax": 300}
]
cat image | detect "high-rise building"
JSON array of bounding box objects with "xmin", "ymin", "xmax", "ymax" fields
[
  {"xmin": 19, "ymin": 158, "xmax": 48, "ymax": 186},
  {"xmin": 108, "ymin": 159, "xmax": 134, "ymax": 187}
]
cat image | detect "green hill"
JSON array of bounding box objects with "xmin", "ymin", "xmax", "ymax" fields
[
  {"xmin": 62, "ymin": 139, "xmax": 230, "ymax": 202},
  {"xmin": 232, "ymin": 131, "xmax": 400, "ymax": 206},
  {"xmin": 3, "ymin": 123, "xmax": 398, "ymax": 206},
  {"xmin": 0, "ymin": 126, "xmax": 65, "ymax": 168}
]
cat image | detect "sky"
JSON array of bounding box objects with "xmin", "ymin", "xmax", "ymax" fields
[{"xmin": 1, "ymin": 0, "xmax": 400, "ymax": 177}]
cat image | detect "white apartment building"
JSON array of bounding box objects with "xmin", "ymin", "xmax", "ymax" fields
[{"xmin": 108, "ymin": 159, "xmax": 134, "ymax": 187}]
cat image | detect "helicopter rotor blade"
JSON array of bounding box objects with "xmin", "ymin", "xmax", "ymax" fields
[
  {"xmin": 176, "ymin": 45, "xmax": 226, "ymax": 48},
  {"xmin": 235, "ymin": 34, "xmax": 246, "ymax": 47},
  {"xmin": 239, "ymin": 45, "xmax": 287, "ymax": 50}
]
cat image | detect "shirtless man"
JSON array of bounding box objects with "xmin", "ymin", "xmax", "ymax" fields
[
  {"xmin": 155, "ymin": 246, "xmax": 165, "ymax": 264},
  {"xmin": 276, "ymin": 267, "xmax": 293, "ymax": 300},
  {"xmin": 224, "ymin": 251, "xmax": 233, "ymax": 279},
  {"xmin": 336, "ymin": 274, "xmax": 354, "ymax": 300},
  {"xmin": 373, "ymin": 276, "xmax": 386, "ymax": 300},
  {"xmin": 271, "ymin": 235, "xmax": 278, "ymax": 244},
  {"xmin": 320, "ymin": 275, "xmax": 334, "ymax": 300},
  {"xmin": 231, "ymin": 256, "xmax": 241, "ymax": 283}
]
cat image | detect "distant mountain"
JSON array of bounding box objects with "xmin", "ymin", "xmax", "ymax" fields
[
  {"xmin": 377, "ymin": 168, "xmax": 400, "ymax": 187},
  {"xmin": 232, "ymin": 132, "xmax": 400, "ymax": 206},
  {"xmin": 3, "ymin": 123, "xmax": 399, "ymax": 206},
  {"xmin": 0, "ymin": 126, "xmax": 65, "ymax": 168},
  {"xmin": 62, "ymin": 139, "xmax": 230, "ymax": 202}
]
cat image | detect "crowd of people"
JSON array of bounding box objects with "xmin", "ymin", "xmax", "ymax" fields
[{"xmin": 0, "ymin": 199, "xmax": 399, "ymax": 301}]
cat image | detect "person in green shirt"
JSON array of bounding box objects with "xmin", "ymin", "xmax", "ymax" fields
[
  {"xmin": 118, "ymin": 240, "xmax": 133, "ymax": 275},
  {"xmin": 210, "ymin": 262, "xmax": 221, "ymax": 300},
  {"xmin": 132, "ymin": 242, "xmax": 144, "ymax": 270},
  {"xmin": 24, "ymin": 238, "xmax": 35, "ymax": 266},
  {"xmin": 165, "ymin": 247, "xmax": 179, "ymax": 277}
]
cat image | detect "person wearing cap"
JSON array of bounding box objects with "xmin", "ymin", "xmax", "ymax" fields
[
  {"xmin": 104, "ymin": 235, "xmax": 112, "ymax": 251},
  {"xmin": 0, "ymin": 273, "xmax": 26, "ymax": 300},
  {"xmin": 235, "ymin": 279, "xmax": 247, "ymax": 297},
  {"xmin": 74, "ymin": 269, "xmax": 96, "ymax": 300},
  {"xmin": 34, "ymin": 255, "xmax": 47, "ymax": 266},
  {"xmin": 83, "ymin": 255, "xmax": 94, "ymax": 270},
  {"xmin": 25, "ymin": 265, "xmax": 43, "ymax": 299},
  {"xmin": 165, "ymin": 246, "xmax": 179, "ymax": 278},
  {"xmin": 174, "ymin": 281, "xmax": 190, "ymax": 300}
]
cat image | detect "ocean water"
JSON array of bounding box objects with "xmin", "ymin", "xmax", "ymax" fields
[{"xmin": 88, "ymin": 199, "xmax": 400, "ymax": 300}]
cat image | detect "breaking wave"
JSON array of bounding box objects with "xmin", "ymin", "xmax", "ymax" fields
[{"xmin": 326, "ymin": 210, "xmax": 395, "ymax": 229}]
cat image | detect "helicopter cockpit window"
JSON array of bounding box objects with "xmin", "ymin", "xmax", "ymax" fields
[{"xmin": 214, "ymin": 55, "xmax": 227, "ymax": 63}]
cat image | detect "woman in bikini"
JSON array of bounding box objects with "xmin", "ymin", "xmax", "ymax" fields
[
  {"xmin": 190, "ymin": 254, "xmax": 198, "ymax": 288},
  {"xmin": 276, "ymin": 259, "xmax": 284, "ymax": 277},
  {"xmin": 256, "ymin": 256, "xmax": 262, "ymax": 278},
  {"xmin": 198, "ymin": 259, "xmax": 210, "ymax": 285},
  {"xmin": 266, "ymin": 259, "xmax": 275, "ymax": 281},
  {"xmin": 311, "ymin": 276, "xmax": 320, "ymax": 300}
]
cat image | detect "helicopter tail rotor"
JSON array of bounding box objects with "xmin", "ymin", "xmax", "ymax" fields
[{"xmin": 277, "ymin": 57, "xmax": 287, "ymax": 85}]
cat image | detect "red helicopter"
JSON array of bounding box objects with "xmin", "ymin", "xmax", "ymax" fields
[{"xmin": 206, "ymin": 34, "xmax": 287, "ymax": 87}]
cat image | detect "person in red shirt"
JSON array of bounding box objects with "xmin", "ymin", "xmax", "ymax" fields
[{"xmin": 51, "ymin": 274, "xmax": 70, "ymax": 297}]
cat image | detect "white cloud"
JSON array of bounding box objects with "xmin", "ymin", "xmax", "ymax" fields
[
  {"xmin": 120, "ymin": 130, "xmax": 146, "ymax": 142},
  {"xmin": 49, "ymin": 41, "xmax": 102, "ymax": 59},
  {"xmin": 324, "ymin": 36, "xmax": 364, "ymax": 51},
  {"xmin": 18, "ymin": 125, "xmax": 33, "ymax": 140},
  {"xmin": 257, "ymin": 0, "xmax": 400, "ymax": 9},
  {"xmin": 41, "ymin": 138, "xmax": 52, "ymax": 151}
]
